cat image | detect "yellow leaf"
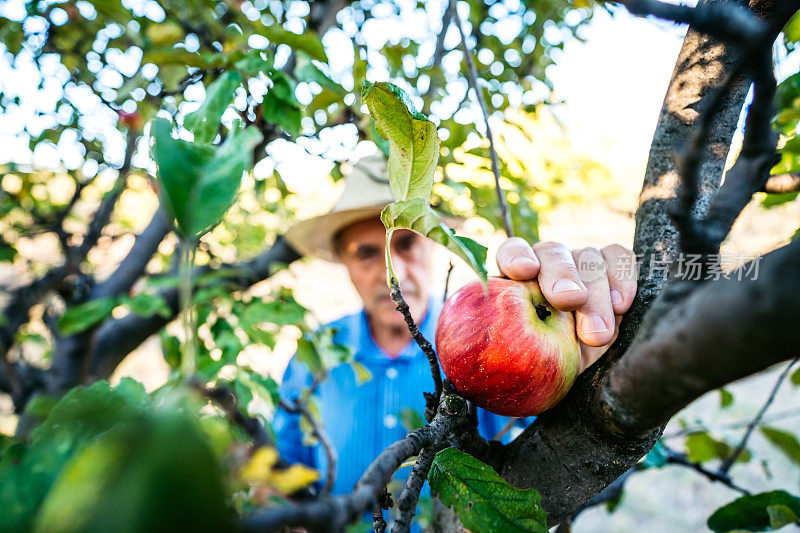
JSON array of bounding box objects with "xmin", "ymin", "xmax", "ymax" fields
[
  {"xmin": 239, "ymin": 447, "xmax": 279, "ymax": 483},
  {"xmin": 268, "ymin": 464, "xmax": 320, "ymax": 494}
]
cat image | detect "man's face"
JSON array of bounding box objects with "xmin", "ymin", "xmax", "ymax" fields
[{"xmin": 336, "ymin": 218, "xmax": 433, "ymax": 328}]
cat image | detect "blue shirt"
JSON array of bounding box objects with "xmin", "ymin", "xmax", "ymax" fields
[{"xmin": 273, "ymin": 297, "xmax": 534, "ymax": 526}]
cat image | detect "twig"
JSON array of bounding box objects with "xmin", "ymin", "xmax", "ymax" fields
[
  {"xmin": 663, "ymin": 407, "xmax": 800, "ymax": 439},
  {"xmin": 280, "ymin": 398, "xmax": 338, "ymax": 496},
  {"xmin": 442, "ymin": 260, "xmax": 454, "ymax": 305},
  {"xmin": 450, "ymin": 0, "xmax": 513, "ymax": 238},
  {"xmin": 391, "ymin": 444, "xmax": 441, "ymax": 533},
  {"xmin": 720, "ymin": 357, "xmax": 800, "ymax": 473},
  {"xmin": 492, "ymin": 417, "xmax": 518, "ymax": 442},
  {"xmin": 373, "ymin": 486, "xmax": 393, "ymax": 533},
  {"xmin": 241, "ymin": 393, "xmax": 469, "ymax": 533},
  {"xmin": 662, "ymin": 445, "xmax": 750, "ymax": 495},
  {"xmin": 389, "ymin": 278, "xmax": 442, "ymax": 422},
  {"xmin": 189, "ymin": 378, "xmax": 273, "ymax": 448},
  {"xmin": 421, "ymin": 2, "xmax": 453, "ymax": 114}
]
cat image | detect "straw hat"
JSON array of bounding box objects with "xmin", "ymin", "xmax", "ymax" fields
[{"xmin": 285, "ymin": 154, "xmax": 394, "ymax": 262}]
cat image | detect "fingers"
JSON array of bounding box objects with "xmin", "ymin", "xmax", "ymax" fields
[
  {"xmin": 572, "ymin": 248, "xmax": 615, "ymax": 347},
  {"xmin": 496, "ymin": 237, "xmax": 540, "ymax": 280},
  {"xmin": 579, "ymin": 315, "xmax": 622, "ymax": 373},
  {"xmin": 531, "ymin": 241, "xmax": 589, "ymax": 310},
  {"xmin": 600, "ymin": 244, "xmax": 638, "ymax": 315}
]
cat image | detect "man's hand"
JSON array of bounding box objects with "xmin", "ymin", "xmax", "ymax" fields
[{"xmin": 496, "ymin": 238, "xmax": 638, "ymax": 373}]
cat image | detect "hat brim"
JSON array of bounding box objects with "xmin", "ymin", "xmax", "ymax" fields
[{"xmin": 284, "ymin": 205, "xmax": 388, "ymax": 263}]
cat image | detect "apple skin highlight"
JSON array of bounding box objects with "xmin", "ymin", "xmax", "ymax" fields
[{"xmin": 435, "ymin": 277, "xmax": 581, "ymax": 417}]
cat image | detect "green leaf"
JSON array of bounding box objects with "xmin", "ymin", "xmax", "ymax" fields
[
  {"xmin": 0, "ymin": 238, "xmax": 17, "ymax": 262},
  {"xmin": 760, "ymin": 426, "xmax": 800, "ymax": 465},
  {"xmin": 32, "ymin": 413, "xmax": 235, "ymax": 533},
  {"xmin": 708, "ymin": 491, "xmax": 800, "ymax": 532},
  {"xmin": 184, "ymin": 71, "xmax": 242, "ymax": 144},
  {"xmin": 0, "ymin": 380, "xmax": 149, "ymax": 531},
  {"xmin": 362, "ymin": 81, "xmax": 440, "ymax": 202},
  {"xmin": 761, "ymin": 191, "xmax": 799, "ymax": 208},
  {"xmin": 294, "ymin": 52, "xmax": 344, "ymax": 95},
  {"xmin": 259, "ymin": 24, "xmax": 328, "ymax": 62},
  {"xmin": 381, "ymin": 199, "xmax": 487, "ymax": 284},
  {"xmin": 427, "ymin": 447, "xmax": 548, "ymax": 533},
  {"xmin": 58, "ymin": 297, "xmax": 118, "ymax": 335},
  {"xmin": 791, "ymin": 366, "xmax": 800, "ymax": 386},
  {"xmin": 399, "ymin": 407, "xmax": 424, "ymax": 432},
  {"xmin": 767, "ymin": 505, "xmax": 799, "ymax": 529},
  {"xmin": 122, "ymin": 293, "xmax": 171, "ymax": 319},
  {"xmin": 685, "ymin": 432, "xmax": 749, "ymax": 463},
  {"xmin": 159, "ymin": 331, "xmax": 181, "ymax": 370},
  {"xmin": 261, "ymin": 70, "xmax": 302, "ymax": 137},
  {"xmin": 719, "ymin": 388, "xmax": 734, "ymax": 408},
  {"xmin": 151, "ymin": 118, "xmax": 262, "ymax": 239}
]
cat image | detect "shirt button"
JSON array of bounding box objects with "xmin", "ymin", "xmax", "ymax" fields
[
  {"xmin": 383, "ymin": 414, "xmax": 398, "ymax": 429},
  {"xmin": 386, "ymin": 368, "xmax": 398, "ymax": 380}
]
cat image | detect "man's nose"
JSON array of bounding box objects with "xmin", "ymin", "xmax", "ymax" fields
[{"xmin": 392, "ymin": 256, "xmax": 410, "ymax": 283}]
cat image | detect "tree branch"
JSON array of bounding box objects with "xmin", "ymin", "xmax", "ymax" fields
[
  {"xmin": 720, "ymin": 356, "xmax": 799, "ymax": 472},
  {"xmin": 662, "ymin": 444, "xmax": 751, "ymax": 494},
  {"xmin": 391, "ymin": 445, "xmax": 441, "ymax": 533},
  {"xmin": 280, "ymin": 397, "xmax": 338, "ymax": 496},
  {"xmin": 602, "ymin": 239, "xmax": 800, "ymax": 435},
  {"xmin": 85, "ymin": 236, "xmax": 300, "ymax": 382},
  {"xmin": 191, "ymin": 378, "xmax": 273, "ymax": 448},
  {"xmin": 91, "ymin": 206, "xmax": 171, "ymax": 299},
  {"xmin": 490, "ymin": 2, "xmax": 788, "ymax": 523},
  {"xmin": 241, "ymin": 393, "xmax": 469, "ymax": 533},
  {"xmin": 389, "ymin": 279, "xmax": 442, "ymax": 422}
]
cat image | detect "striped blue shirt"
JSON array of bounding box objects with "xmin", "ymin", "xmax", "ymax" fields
[{"xmin": 273, "ymin": 297, "xmax": 534, "ymax": 527}]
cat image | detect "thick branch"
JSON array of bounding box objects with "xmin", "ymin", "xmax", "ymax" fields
[
  {"xmin": 492, "ymin": 2, "xmax": 778, "ymax": 523},
  {"xmin": 85, "ymin": 236, "xmax": 300, "ymax": 382},
  {"xmin": 602, "ymin": 239, "xmax": 800, "ymax": 435},
  {"xmin": 91, "ymin": 206, "xmax": 171, "ymax": 299},
  {"xmin": 391, "ymin": 445, "xmax": 440, "ymax": 533}
]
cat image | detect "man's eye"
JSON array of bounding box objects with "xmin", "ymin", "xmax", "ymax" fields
[
  {"xmin": 395, "ymin": 234, "xmax": 417, "ymax": 253},
  {"xmin": 355, "ymin": 247, "xmax": 381, "ymax": 261}
]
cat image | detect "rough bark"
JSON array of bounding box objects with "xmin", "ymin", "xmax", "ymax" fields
[
  {"xmin": 602, "ymin": 239, "xmax": 800, "ymax": 434},
  {"xmin": 485, "ymin": 0, "xmax": 798, "ymax": 525}
]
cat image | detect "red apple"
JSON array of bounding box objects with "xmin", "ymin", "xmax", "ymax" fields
[{"xmin": 435, "ymin": 277, "xmax": 581, "ymax": 417}]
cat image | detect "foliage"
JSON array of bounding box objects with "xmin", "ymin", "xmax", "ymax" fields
[
  {"xmin": 363, "ymin": 80, "xmax": 488, "ymax": 285},
  {"xmin": 428, "ymin": 447, "xmax": 548, "ymax": 532},
  {"xmin": 707, "ymin": 491, "xmax": 800, "ymax": 532}
]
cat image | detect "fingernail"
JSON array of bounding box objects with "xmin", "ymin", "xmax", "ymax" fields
[
  {"xmin": 611, "ymin": 289, "xmax": 623, "ymax": 305},
  {"xmin": 552, "ymin": 279, "xmax": 582, "ymax": 293},
  {"xmin": 510, "ymin": 256, "xmax": 537, "ymax": 269},
  {"xmin": 581, "ymin": 314, "xmax": 608, "ymax": 334}
]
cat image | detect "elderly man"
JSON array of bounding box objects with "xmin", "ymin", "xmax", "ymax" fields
[{"xmin": 274, "ymin": 154, "xmax": 637, "ymax": 500}]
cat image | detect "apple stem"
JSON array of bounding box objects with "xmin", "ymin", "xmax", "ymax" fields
[{"xmin": 535, "ymin": 304, "xmax": 551, "ymax": 321}]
